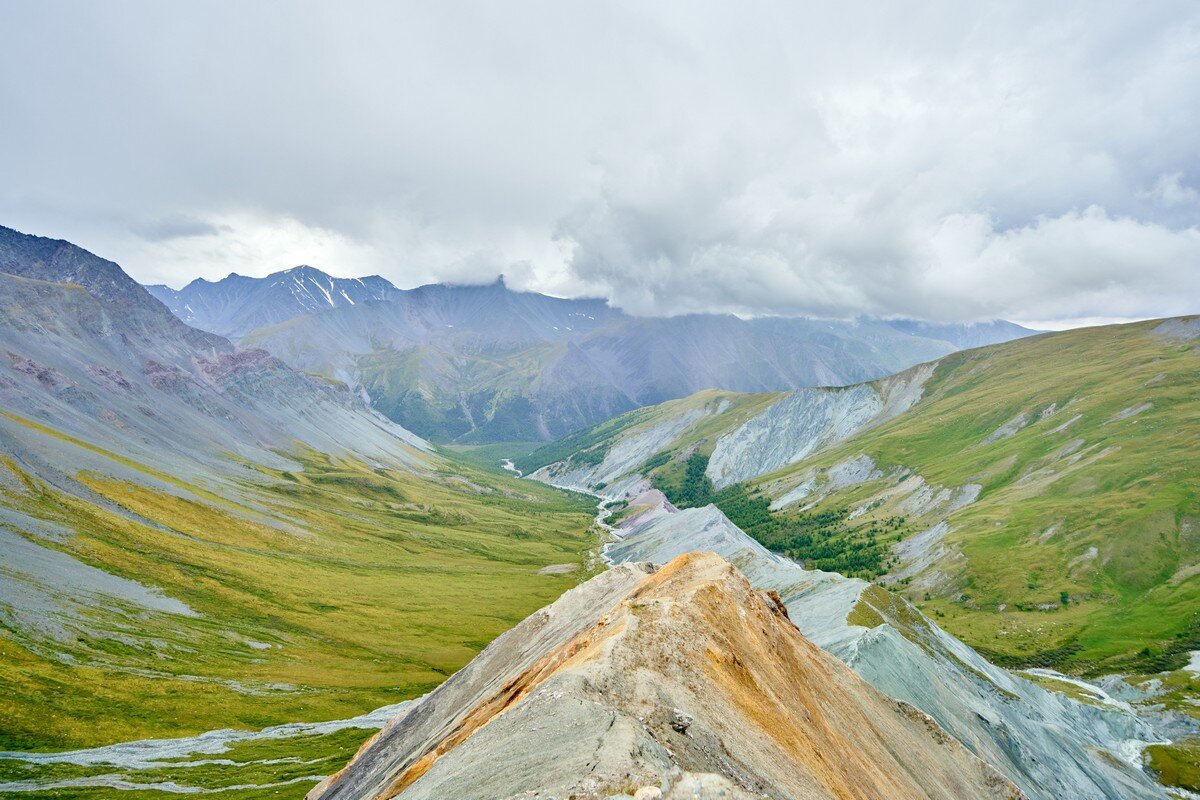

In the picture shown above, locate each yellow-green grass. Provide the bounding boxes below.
[1146,738,1200,793]
[0,416,596,753]
[441,441,542,473]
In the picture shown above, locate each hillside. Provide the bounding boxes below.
[521,318,1200,677]
[600,492,1168,799]
[0,226,599,795]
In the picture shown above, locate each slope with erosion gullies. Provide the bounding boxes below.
[235,276,1032,443]
[596,490,1172,800]
[311,552,1023,800]
[746,317,1200,676]
[0,227,599,797]
[521,318,1200,675]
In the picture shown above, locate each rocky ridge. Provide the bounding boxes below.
[310,552,1023,800]
[593,488,1171,800]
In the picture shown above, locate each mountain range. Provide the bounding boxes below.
[148,267,1035,443]
[1,222,1194,798]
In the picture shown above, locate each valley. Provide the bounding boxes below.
[0,227,600,796]
[0,223,1196,799]
[6,4,1196,797]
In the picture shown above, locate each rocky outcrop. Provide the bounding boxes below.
[605,498,1169,800]
[312,553,1022,800]
[706,363,934,488]
[530,405,713,493]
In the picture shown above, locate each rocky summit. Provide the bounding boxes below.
[310,552,1022,800]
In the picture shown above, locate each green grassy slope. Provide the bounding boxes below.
[358,341,573,444]
[0,410,596,793]
[745,318,1200,673]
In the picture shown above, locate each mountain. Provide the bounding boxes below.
[147,271,1033,443]
[146,266,401,337]
[0,224,599,782]
[597,493,1170,799]
[518,318,1200,676]
[312,552,1023,800]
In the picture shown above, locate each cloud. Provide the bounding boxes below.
[0,1,1197,323]
[118,212,383,288]
[130,214,231,242]
[1144,173,1200,208]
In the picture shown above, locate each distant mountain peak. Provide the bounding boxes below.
[145,265,401,337]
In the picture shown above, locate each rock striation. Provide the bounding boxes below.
[706,363,933,489]
[310,553,1022,800]
[603,494,1169,800]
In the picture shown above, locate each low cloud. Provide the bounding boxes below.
[130,215,231,242]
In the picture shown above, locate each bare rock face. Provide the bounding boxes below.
[706,362,934,489]
[312,553,1022,800]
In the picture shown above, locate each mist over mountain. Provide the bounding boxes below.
[149,266,1036,443]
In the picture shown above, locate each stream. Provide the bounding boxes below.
[0,701,412,794]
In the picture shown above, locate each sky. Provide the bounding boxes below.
[1,1,1198,328]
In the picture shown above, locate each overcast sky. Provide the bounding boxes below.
[1,1,1198,327]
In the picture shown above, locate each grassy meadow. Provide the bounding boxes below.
[0,412,597,795]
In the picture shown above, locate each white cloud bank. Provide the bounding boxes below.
[0,1,1197,324]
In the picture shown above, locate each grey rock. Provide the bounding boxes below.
[312,553,1022,800]
[603,499,1168,800]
